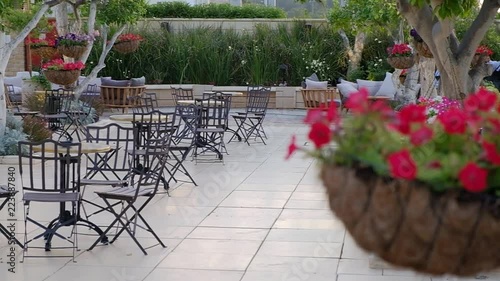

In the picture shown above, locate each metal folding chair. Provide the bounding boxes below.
[18,139,82,261]
[193,94,231,163]
[229,87,271,145]
[171,86,194,104]
[132,110,177,193]
[38,89,73,141]
[80,124,135,219]
[88,128,169,255]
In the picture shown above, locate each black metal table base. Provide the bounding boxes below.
[44,211,108,251]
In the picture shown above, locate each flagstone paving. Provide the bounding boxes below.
[0,109,495,280]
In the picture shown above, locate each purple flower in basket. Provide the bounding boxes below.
[56,33,94,47]
[410,28,423,43]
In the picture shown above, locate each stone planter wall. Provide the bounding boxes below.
[145,84,305,109]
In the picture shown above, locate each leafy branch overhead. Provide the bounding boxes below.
[408,0,478,18]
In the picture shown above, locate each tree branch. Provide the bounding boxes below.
[74,24,127,97]
[80,0,97,63]
[457,0,500,62]
[7,0,64,50]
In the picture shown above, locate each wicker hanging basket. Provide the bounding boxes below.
[113,40,140,54]
[31,46,57,59]
[321,164,500,277]
[57,45,87,59]
[471,54,490,68]
[387,55,415,69]
[415,41,433,58]
[43,70,80,86]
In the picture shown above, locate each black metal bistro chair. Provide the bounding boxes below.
[193,94,231,163]
[38,89,73,141]
[80,124,135,219]
[132,110,177,193]
[18,139,82,261]
[229,87,271,145]
[88,129,169,255]
[171,87,194,104]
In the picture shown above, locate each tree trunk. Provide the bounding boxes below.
[418,56,437,99]
[394,64,420,106]
[339,30,366,77]
[397,0,499,100]
[0,2,58,135]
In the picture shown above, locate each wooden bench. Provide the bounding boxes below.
[301,88,340,109]
[100,85,145,113]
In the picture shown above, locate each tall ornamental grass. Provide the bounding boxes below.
[87,22,351,85]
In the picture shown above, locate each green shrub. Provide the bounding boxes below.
[89,21,347,86]
[0,114,28,156]
[22,116,52,142]
[146,2,286,19]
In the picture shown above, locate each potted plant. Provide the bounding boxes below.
[113,33,143,54]
[472,45,493,68]
[410,28,433,58]
[42,59,85,86]
[387,43,415,69]
[56,33,94,58]
[28,38,57,59]
[287,87,500,276]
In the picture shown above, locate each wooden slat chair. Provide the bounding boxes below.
[100,85,146,113]
[301,88,341,109]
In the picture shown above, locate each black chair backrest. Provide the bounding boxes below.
[144,92,159,108]
[132,110,177,150]
[128,134,169,199]
[247,88,271,114]
[18,139,81,193]
[43,89,73,114]
[171,87,194,103]
[197,95,230,129]
[85,123,135,174]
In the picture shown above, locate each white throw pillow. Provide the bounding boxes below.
[339,79,358,89]
[375,72,396,99]
[357,79,384,96]
[337,82,359,99]
[305,79,328,89]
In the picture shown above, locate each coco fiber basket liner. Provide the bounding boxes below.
[44,70,80,86]
[321,164,500,276]
[31,46,57,59]
[113,40,140,54]
[57,45,87,59]
[387,56,415,69]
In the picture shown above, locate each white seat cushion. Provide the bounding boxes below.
[305,79,328,89]
[337,83,358,99]
[356,79,384,96]
[375,72,396,99]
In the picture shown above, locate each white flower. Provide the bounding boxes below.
[433,96,443,102]
[378,59,382,62]
[427,116,437,124]
[374,63,378,67]
[241,60,246,65]
[228,46,233,50]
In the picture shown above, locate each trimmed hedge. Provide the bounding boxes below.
[146,2,287,19]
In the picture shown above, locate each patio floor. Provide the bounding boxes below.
[0,109,496,281]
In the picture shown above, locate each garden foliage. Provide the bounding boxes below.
[146,2,286,19]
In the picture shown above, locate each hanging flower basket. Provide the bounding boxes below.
[31,46,57,59]
[57,45,87,58]
[415,41,433,58]
[387,56,415,69]
[43,70,81,85]
[113,40,140,54]
[321,164,500,276]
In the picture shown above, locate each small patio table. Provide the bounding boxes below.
[32,142,112,250]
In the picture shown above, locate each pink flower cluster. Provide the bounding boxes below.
[387,43,412,57]
[418,96,461,122]
[116,33,143,43]
[42,59,85,71]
